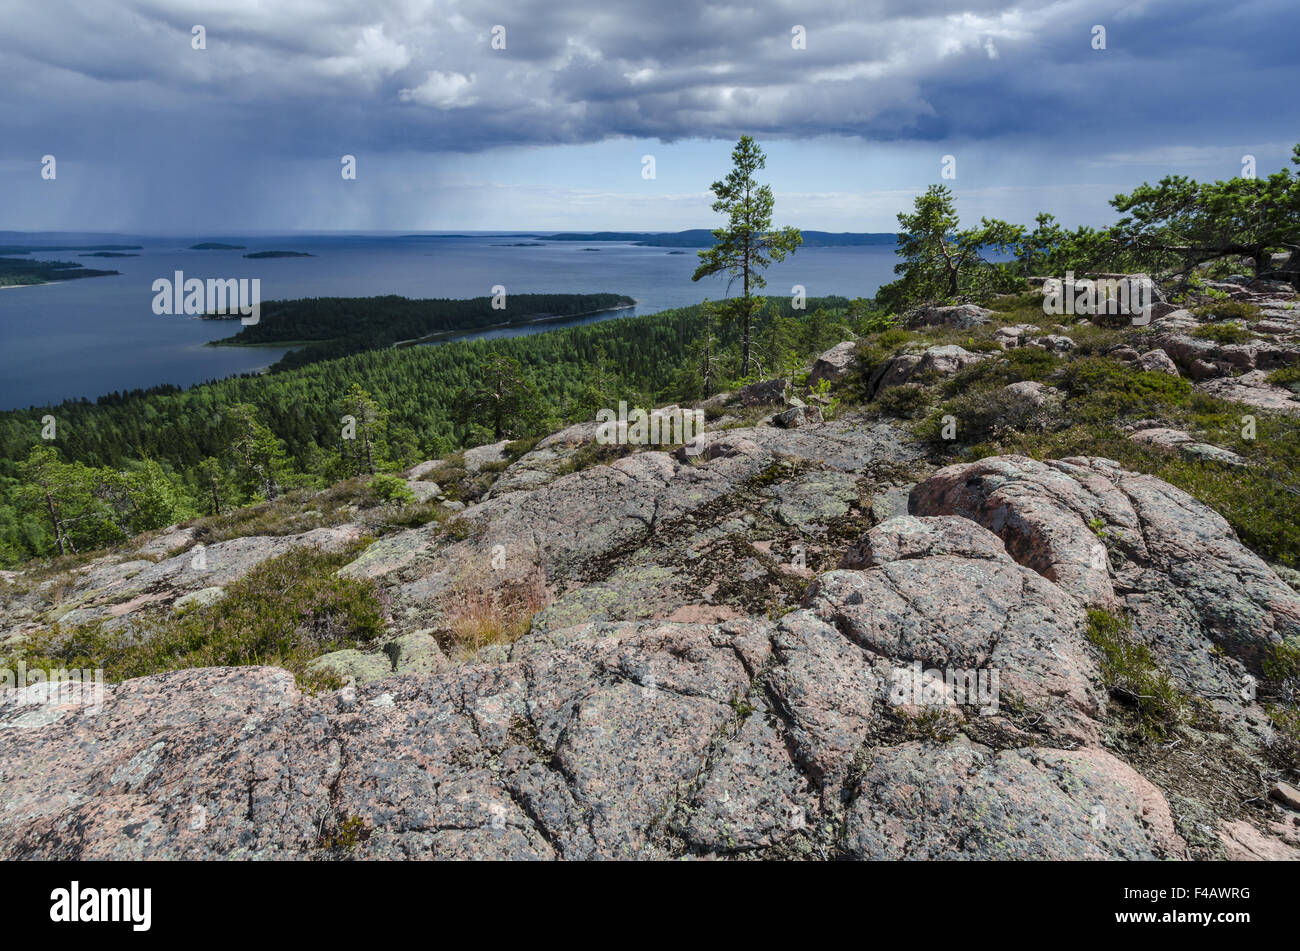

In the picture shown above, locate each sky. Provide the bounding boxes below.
[1,0,1296,233]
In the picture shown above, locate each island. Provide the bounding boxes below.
[0,257,119,287]
[244,251,315,259]
[212,292,636,369]
[190,242,247,250]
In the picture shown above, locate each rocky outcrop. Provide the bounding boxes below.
[1,524,363,644]
[868,345,989,398]
[4,444,1297,860]
[1128,426,1247,467]
[904,303,993,330]
[910,455,1300,691]
[5,308,1300,862]
[1197,370,1300,415]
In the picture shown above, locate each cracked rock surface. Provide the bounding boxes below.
[4,426,1297,859]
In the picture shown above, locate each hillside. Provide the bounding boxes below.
[2,273,1298,859]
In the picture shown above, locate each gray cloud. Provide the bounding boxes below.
[1,0,1294,230]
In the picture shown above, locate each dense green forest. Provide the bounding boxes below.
[214,292,638,369]
[0,295,862,565]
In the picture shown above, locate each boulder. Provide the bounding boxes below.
[1197,370,1300,414]
[806,341,858,387]
[737,378,790,407]
[772,404,823,428]
[1137,349,1180,375]
[463,440,512,473]
[995,324,1041,350]
[1028,334,1075,352]
[913,344,989,377]
[1000,380,1061,410]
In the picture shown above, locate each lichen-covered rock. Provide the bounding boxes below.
[1138,349,1180,375]
[910,455,1300,690]
[1000,380,1061,410]
[844,740,1183,860]
[4,437,1297,862]
[1197,370,1300,414]
[737,378,789,407]
[772,404,823,428]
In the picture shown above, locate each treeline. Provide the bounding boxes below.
[544,230,897,247]
[876,144,1300,310]
[0,296,863,565]
[215,292,637,368]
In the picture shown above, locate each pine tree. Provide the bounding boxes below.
[337,384,389,477]
[455,353,538,441]
[692,135,802,376]
[223,403,294,501]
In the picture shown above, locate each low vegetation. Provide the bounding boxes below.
[1085,609,1188,741]
[3,543,387,690]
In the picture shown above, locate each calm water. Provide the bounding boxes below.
[0,233,899,410]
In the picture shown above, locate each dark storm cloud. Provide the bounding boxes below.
[2,0,1295,158]
[1,0,1294,231]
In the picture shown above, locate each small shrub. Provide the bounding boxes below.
[1191,322,1253,345]
[1085,609,1187,741]
[366,473,416,505]
[1266,364,1300,393]
[319,815,368,853]
[5,543,387,685]
[875,383,931,419]
[439,569,549,660]
[1191,300,1262,323]
[1058,357,1191,421]
[905,708,963,742]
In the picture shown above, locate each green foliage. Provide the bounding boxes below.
[1107,147,1300,280]
[1191,322,1253,344]
[455,353,541,441]
[0,296,857,566]
[876,184,1024,309]
[1190,300,1263,322]
[1057,357,1192,421]
[1085,609,1187,741]
[319,815,369,853]
[366,473,415,505]
[692,136,803,375]
[1267,364,1300,393]
[16,445,188,556]
[1003,145,1300,282]
[874,383,931,419]
[5,543,386,685]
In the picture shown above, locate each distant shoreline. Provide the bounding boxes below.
[0,280,66,290]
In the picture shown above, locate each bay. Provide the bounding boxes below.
[0,232,899,410]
